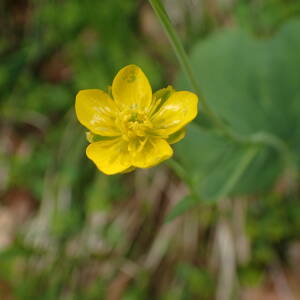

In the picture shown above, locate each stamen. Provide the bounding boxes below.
[115,109,153,144]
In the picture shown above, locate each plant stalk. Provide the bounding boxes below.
[148,0,240,137]
[148,0,205,108]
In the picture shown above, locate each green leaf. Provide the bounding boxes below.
[175,20,300,200]
[175,125,281,201]
[179,19,300,150]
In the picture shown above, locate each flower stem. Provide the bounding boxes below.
[215,146,259,200]
[148,0,235,135]
[148,0,205,108]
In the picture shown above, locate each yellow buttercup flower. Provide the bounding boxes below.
[75,64,198,175]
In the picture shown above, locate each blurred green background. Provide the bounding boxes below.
[1,0,300,299]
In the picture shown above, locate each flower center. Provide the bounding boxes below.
[116,110,153,140]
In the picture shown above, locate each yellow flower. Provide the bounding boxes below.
[75,65,198,175]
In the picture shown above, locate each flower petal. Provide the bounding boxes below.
[112,65,152,110]
[149,85,175,115]
[131,137,173,168]
[151,91,198,136]
[121,166,136,174]
[75,89,120,136]
[86,138,131,175]
[85,131,113,143]
[153,85,175,102]
[167,127,186,144]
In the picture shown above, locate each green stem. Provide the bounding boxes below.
[148,0,205,108]
[148,0,242,138]
[216,146,259,200]
[249,132,297,177]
